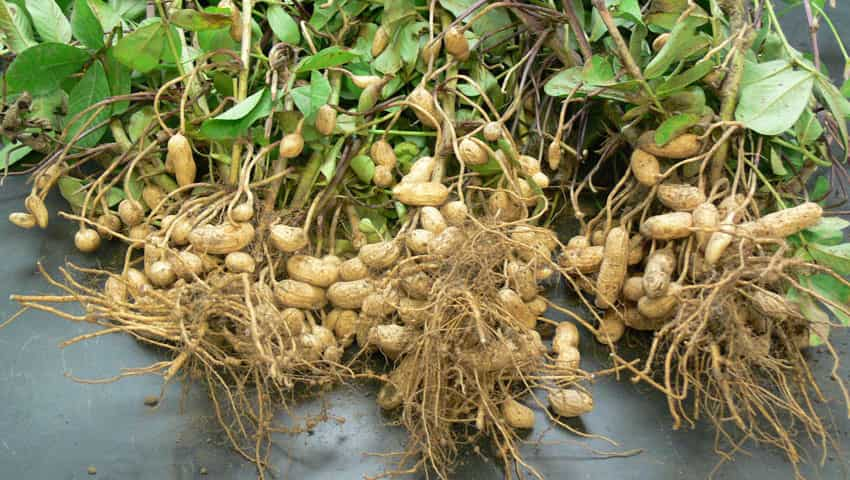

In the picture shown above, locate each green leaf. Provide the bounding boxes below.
[786,287,830,346]
[655,113,700,145]
[296,46,359,73]
[200,88,272,140]
[112,19,180,73]
[103,47,130,114]
[58,176,124,209]
[0,0,36,53]
[815,77,850,152]
[267,4,299,44]
[811,175,829,200]
[803,217,849,246]
[64,60,111,149]
[25,0,71,43]
[794,108,823,146]
[735,62,814,135]
[350,154,375,183]
[656,58,715,96]
[804,273,850,326]
[808,243,850,275]
[438,0,513,50]
[110,0,145,22]
[71,0,104,49]
[127,106,154,142]
[291,71,331,121]
[644,14,708,79]
[87,0,120,31]
[0,142,32,168]
[615,0,642,24]
[582,55,616,85]
[544,66,640,102]
[169,8,230,31]
[5,43,89,94]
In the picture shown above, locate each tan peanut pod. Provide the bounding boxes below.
[622,305,664,331]
[421,37,442,64]
[370,140,397,168]
[630,149,661,186]
[553,321,580,353]
[327,309,357,347]
[643,248,676,298]
[559,246,604,273]
[749,289,798,321]
[118,199,144,227]
[35,162,64,190]
[173,251,204,280]
[9,212,36,229]
[595,227,629,309]
[596,309,626,343]
[359,240,401,269]
[483,121,502,141]
[327,279,374,309]
[507,261,538,301]
[400,270,432,299]
[498,288,537,329]
[420,206,447,234]
[717,194,747,218]
[652,32,670,51]
[637,131,701,159]
[640,212,693,240]
[338,257,369,281]
[657,184,706,211]
[275,280,327,310]
[444,26,469,60]
[269,224,307,252]
[552,346,580,371]
[518,180,538,207]
[361,290,397,317]
[312,325,337,349]
[371,25,390,57]
[441,201,467,226]
[280,131,305,158]
[590,230,605,246]
[25,194,48,228]
[74,228,101,253]
[704,211,737,265]
[408,87,438,128]
[622,277,645,302]
[549,388,593,417]
[398,297,429,326]
[740,202,823,238]
[372,164,393,187]
[427,226,467,257]
[488,190,524,222]
[377,368,406,410]
[511,226,556,261]
[127,224,152,244]
[547,140,562,171]
[355,313,380,348]
[405,229,433,255]
[392,182,448,206]
[527,296,548,316]
[170,217,192,246]
[280,308,307,337]
[369,324,413,359]
[458,137,488,165]
[227,3,242,42]
[401,155,436,184]
[637,285,680,319]
[225,251,255,273]
[96,213,121,239]
[168,133,196,187]
[565,235,590,250]
[692,202,719,249]
[628,234,645,265]
[286,255,339,287]
[231,202,254,222]
[315,104,337,135]
[124,268,150,293]
[531,172,550,189]
[148,260,176,287]
[517,155,541,175]
[104,276,127,304]
[188,222,254,254]
[141,185,165,210]
[502,399,535,429]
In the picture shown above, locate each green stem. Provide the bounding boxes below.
[154,0,185,77]
[291,151,323,209]
[109,119,133,152]
[367,129,438,137]
[229,0,254,185]
[771,138,832,167]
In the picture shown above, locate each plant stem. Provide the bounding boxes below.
[153,0,185,77]
[291,151,323,209]
[229,0,254,185]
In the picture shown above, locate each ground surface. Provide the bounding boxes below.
[1,4,849,479]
